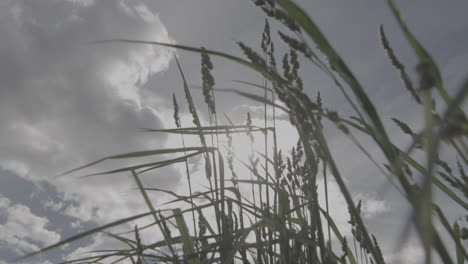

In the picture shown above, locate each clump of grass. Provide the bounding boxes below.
[16,0,468,264]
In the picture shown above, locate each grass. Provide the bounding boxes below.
[16,0,468,263]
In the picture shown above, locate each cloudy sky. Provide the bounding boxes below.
[0,0,467,263]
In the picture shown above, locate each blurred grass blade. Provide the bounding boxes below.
[399,150,468,209]
[454,223,464,264]
[277,0,391,153]
[433,205,468,262]
[386,0,451,103]
[392,118,415,136]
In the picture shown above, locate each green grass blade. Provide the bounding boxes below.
[80,151,206,178]
[398,150,468,209]
[130,170,178,260]
[276,0,395,175]
[320,208,358,264]
[58,147,215,177]
[174,55,213,180]
[173,208,201,264]
[433,205,468,262]
[454,223,464,264]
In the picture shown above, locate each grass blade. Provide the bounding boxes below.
[173,208,201,264]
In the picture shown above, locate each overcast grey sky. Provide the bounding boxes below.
[0,0,467,263]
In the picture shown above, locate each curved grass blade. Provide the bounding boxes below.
[58,147,215,177]
[95,39,287,86]
[81,150,206,178]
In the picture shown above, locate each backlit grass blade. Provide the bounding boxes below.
[174,55,213,181]
[58,147,215,177]
[173,208,201,264]
[80,150,205,178]
[95,39,287,87]
[320,208,358,264]
[224,219,265,263]
[212,88,290,113]
[142,125,271,135]
[308,113,385,264]
[232,79,274,92]
[130,170,178,260]
[143,125,259,132]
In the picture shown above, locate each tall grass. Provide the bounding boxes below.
[17,0,468,263]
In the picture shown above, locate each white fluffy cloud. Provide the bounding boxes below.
[0,195,60,255]
[0,0,180,258]
[384,239,425,264]
[0,0,177,214]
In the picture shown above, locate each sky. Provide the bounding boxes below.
[0,0,467,263]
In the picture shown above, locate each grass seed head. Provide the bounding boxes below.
[172,93,181,128]
[201,47,216,114]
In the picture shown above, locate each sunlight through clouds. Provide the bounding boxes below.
[0,0,467,263]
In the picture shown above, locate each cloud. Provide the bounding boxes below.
[384,238,425,264]
[0,261,53,264]
[64,217,168,263]
[0,0,181,257]
[0,195,61,255]
[1,0,466,262]
[355,193,391,219]
[43,199,65,212]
